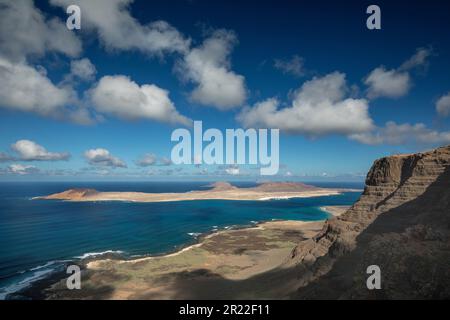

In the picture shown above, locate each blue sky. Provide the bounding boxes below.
[1,0,450,181]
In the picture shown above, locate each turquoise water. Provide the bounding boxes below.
[0,181,362,298]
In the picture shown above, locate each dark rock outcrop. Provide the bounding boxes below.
[290,145,450,299]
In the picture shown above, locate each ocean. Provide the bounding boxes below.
[0,181,363,299]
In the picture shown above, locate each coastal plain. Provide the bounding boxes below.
[43,206,348,300]
[35,182,349,203]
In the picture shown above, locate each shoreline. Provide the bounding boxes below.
[319,205,351,217]
[15,205,349,300]
[85,205,349,267]
[34,190,346,203]
[33,182,361,203]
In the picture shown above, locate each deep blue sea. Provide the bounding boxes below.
[0,181,363,299]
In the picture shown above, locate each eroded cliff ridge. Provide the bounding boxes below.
[290,145,450,299]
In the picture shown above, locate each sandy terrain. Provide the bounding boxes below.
[320,205,350,217]
[42,205,348,300]
[41,189,341,202]
[35,182,349,203]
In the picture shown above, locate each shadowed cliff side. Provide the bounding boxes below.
[292,145,450,299]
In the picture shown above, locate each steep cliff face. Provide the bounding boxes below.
[290,145,450,299]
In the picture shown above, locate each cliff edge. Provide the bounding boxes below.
[289,145,450,299]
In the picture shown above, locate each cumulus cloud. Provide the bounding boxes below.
[0,57,95,125]
[225,165,240,175]
[84,148,127,168]
[364,47,432,99]
[0,1,189,126]
[160,157,172,166]
[0,2,97,126]
[0,58,74,115]
[0,0,81,62]
[274,55,305,77]
[51,1,246,111]
[436,92,450,117]
[7,164,40,175]
[0,1,98,125]
[175,30,247,110]
[364,67,410,99]
[0,59,183,126]
[349,121,450,145]
[90,75,191,125]
[1,1,244,124]
[11,140,70,161]
[136,154,172,167]
[237,72,373,136]
[399,47,432,71]
[136,153,157,167]
[70,58,97,81]
[50,0,190,56]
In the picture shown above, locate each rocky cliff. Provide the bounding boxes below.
[290,145,450,299]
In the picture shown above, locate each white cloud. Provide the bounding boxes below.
[0,57,94,125]
[160,157,172,166]
[364,47,432,99]
[11,140,70,161]
[175,30,247,110]
[0,0,81,62]
[349,121,450,145]
[0,1,243,123]
[7,164,39,175]
[0,1,95,125]
[0,58,72,115]
[136,154,172,167]
[1,58,184,126]
[136,153,157,167]
[50,0,190,56]
[237,72,373,136]
[399,47,432,71]
[84,148,127,168]
[50,2,245,111]
[70,58,97,81]
[0,1,190,127]
[436,92,450,117]
[225,165,240,175]
[274,55,305,77]
[364,67,410,99]
[90,75,191,125]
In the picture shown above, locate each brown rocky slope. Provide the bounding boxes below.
[290,145,450,299]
